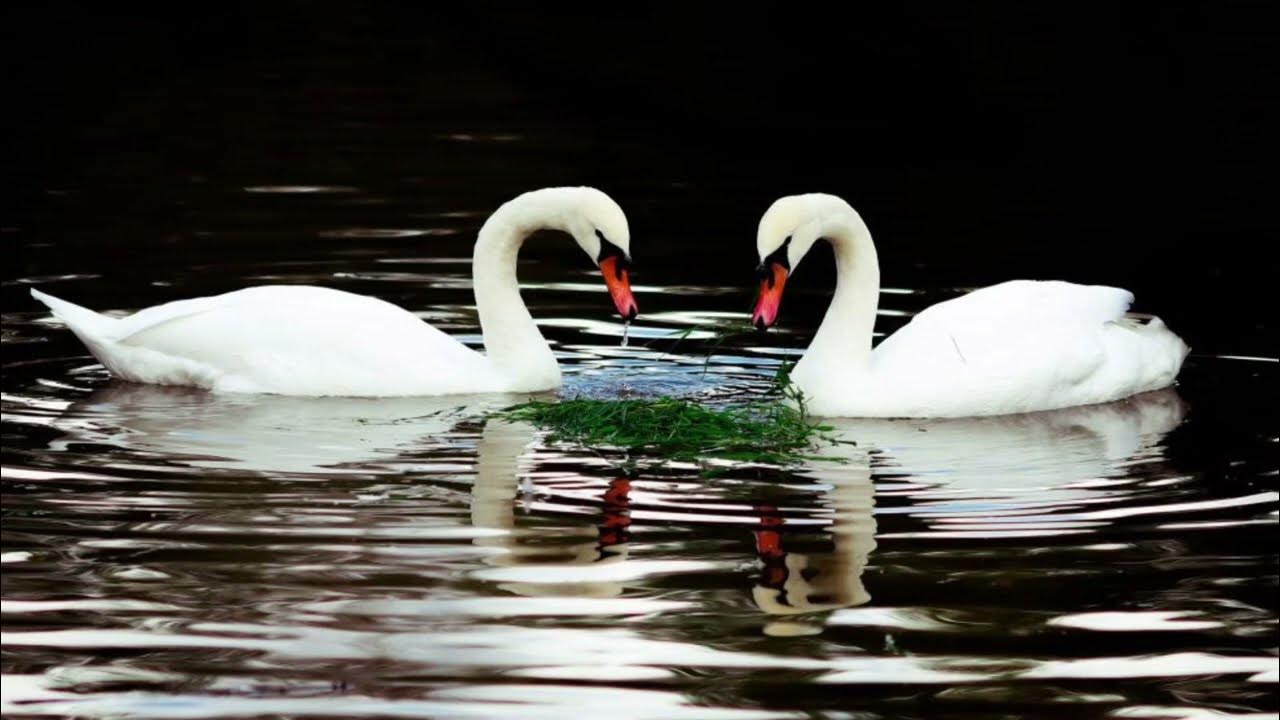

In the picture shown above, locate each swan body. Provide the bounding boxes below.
[752,194,1188,418]
[32,187,637,397]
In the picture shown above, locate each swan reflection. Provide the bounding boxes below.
[471,419,635,598]
[825,387,1187,492]
[55,383,520,474]
[470,419,877,615]
[817,388,1188,537]
[39,381,1187,623]
[466,388,1186,623]
[751,459,876,615]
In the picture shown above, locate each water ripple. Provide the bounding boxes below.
[3,266,1275,718]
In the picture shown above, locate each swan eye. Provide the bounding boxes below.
[596,233,630,275]
[760,235,792,273]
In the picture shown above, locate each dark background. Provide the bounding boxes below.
[5,3,1275,355]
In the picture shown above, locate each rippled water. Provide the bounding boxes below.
[6,14,1279,714]
[4,204,1277,718]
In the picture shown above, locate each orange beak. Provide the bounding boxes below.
[600,256,638,321]
[752,263,788,330]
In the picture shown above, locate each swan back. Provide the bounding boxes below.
[857,281,1189,417]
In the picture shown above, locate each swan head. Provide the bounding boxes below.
[751,195,825,330]
[564,188,638,321]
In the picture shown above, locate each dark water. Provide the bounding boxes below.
[4,7,1278,719]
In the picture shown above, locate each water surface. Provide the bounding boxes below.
[3,225,1276,718]
[4,19,1278,715]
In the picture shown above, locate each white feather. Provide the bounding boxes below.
[759,195,1189,417]
[31,187,630,397]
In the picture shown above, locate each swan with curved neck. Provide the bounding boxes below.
[751,193,1188,418]
[32,187,638,397]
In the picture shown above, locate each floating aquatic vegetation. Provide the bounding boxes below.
[501,361,843,468]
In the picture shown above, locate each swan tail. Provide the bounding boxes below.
[31,288,122,342]
[1138,314,1190,387]
[32,288,231,389]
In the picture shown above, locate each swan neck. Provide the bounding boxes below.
[805,213,881,373]
[473,195,564,387]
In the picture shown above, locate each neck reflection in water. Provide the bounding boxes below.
[471,420,638,599]
[43,382,1188,631]
[466,389,1186,629]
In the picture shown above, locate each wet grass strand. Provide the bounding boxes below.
[502,395,835,466]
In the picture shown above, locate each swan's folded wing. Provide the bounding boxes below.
[114,286,494,395]
[112,295,231,341]
[862,281,1183,415]
[872,280,1133,376]
[911,280,1133,331]
[111,286,366,342]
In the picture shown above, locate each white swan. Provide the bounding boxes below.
[30,187,638,397]
[750,194,1188,417]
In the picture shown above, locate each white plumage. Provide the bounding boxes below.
[31,187,634,397]
[32,285,498,395]
[754,194,1189,417]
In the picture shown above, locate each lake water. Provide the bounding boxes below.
[4,209,1277,718]
[4,13,1278,717]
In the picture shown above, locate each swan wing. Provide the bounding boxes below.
[867,281,1186,415]
[874,280,1132,369]
[36,286,501,396]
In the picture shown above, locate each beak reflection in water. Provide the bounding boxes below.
[470,419,877,621]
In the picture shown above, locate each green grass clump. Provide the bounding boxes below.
[501,392,836,467]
